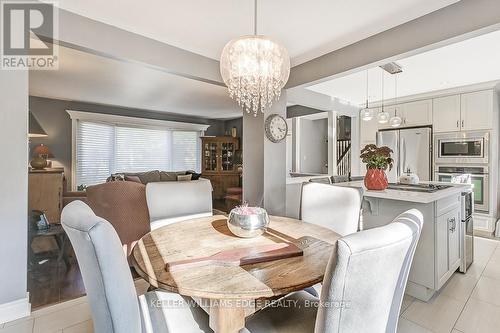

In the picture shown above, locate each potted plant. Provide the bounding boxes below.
[360,144,394,190]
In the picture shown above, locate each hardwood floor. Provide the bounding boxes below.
[27,255,85,309]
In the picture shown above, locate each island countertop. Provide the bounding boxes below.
[337,181,471,204]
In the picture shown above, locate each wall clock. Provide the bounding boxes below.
[265,114,288,143]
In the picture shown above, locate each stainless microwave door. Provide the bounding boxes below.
[377,130,399,183]
[400,128,431,181]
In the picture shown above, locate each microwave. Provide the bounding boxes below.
[434,131,489,164]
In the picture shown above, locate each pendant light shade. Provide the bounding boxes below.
[377,69,390,124]
[389,113,402,127]
[388,74,402,127]
[377,111,390,124]
[361,70,374,121]
[361,108,374,121]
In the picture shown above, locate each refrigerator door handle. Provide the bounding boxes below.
[402,137,406,175]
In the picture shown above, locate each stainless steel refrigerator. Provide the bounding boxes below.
[376,127,432,183]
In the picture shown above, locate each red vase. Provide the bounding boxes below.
[364,168,388,190]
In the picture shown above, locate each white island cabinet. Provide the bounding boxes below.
[338,181,469,301]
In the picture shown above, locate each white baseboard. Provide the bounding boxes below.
[0,293,30,324]
[473,213,496,233]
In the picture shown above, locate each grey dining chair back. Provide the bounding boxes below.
[300,182,363,236]
[61,201,142,333]
[316,209,423,333]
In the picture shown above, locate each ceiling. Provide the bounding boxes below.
[307,29,500,105]
[53,0,458,66]
[29,45,243,119]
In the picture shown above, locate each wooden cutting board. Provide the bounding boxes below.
[165,241,304,272]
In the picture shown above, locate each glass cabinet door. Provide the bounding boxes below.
[203,142,218,172]
[221,142,235,171]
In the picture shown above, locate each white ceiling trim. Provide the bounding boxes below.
[66,110,210,131]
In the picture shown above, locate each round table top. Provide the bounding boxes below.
[132,215,340,300]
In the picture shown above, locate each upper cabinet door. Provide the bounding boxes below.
[401,100,433,127]
[433,95,461,133]
[461,90,493,131]
[359,108,379,144]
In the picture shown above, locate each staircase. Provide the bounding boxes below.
[336,139,351,177]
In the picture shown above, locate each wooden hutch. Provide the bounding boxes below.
[201,136,240,200]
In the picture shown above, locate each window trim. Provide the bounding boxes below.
[68,110,210,190]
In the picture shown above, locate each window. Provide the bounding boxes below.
[74,118,203,187]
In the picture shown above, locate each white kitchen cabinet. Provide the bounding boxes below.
[377,100,432,128]
[461,90,493,131]
[401,100,433,127]
[436,212,449,287]
[433,95,461,133]
[359,110,379,144]
[448,209,461,270]
[436,206,461,289]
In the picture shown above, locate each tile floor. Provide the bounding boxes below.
[1,237,499,333]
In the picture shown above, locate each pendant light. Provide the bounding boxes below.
[220,0,290,116]
[360,70,374,121]
[377,70,390,124]
[389,74,403,127]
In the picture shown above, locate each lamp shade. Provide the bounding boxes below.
[29,112,48,138]
[32,144,53,158]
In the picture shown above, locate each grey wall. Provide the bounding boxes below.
[287,105,325,118]
[223,117,243,146]
[242,93,287,215]
[242,111,264,206]
[298,119,328,174]
[0,71,29,314]
[29,96,226,186]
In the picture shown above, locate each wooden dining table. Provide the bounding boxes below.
[132,215,341,333]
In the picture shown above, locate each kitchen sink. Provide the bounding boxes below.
[386,183,453,193]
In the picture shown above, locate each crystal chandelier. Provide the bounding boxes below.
[361,70,374,121]
[220,0,290,116]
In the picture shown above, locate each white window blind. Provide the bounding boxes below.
[76,121,114,187]
[75,121,201,187]
[172,131,201,172]
[115,126,170,173]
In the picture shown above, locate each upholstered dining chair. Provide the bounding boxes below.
[61,201,212,333]
[146,179,213,230]
[300,182,363,236]
[245,209,423,333]
[86,181,151,263]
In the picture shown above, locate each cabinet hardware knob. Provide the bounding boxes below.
[456,120,459,128]
[461,120,464,128]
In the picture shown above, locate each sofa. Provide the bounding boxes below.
[63,170,202,207]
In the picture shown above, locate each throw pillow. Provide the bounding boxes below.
[124,175,142,183]
[177,174,192,181]
[137,170,161,184]
[159,171,178,182]
[186,170,202,180]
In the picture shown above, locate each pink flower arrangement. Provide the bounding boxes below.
[232,203,263,215]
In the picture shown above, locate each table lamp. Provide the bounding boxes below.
[30,144,53,170]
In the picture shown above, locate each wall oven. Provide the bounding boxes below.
[435,165,489,213]
[434,131,489,164]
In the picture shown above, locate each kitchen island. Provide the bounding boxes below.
[338,181,471,301]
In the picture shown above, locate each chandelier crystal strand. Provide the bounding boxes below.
[220,0,290,116]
